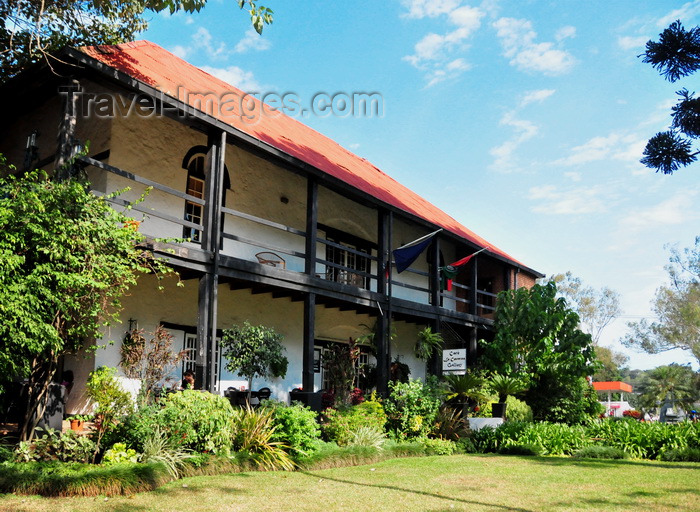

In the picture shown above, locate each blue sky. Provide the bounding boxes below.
[142,1,700,370]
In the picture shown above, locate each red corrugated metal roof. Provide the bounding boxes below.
[593,381,633,393]
[79,40,530,268]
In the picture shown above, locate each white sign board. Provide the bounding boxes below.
[442,348,467,374]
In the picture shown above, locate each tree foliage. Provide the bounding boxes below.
[634,364,699,414]
[481,282,599,423]
[0,0,273,84]
[641,20,700,174]
[550,271,622,344]
[0,158,173,440]
[622,237,700,366]
[593,346,629,382]
[220,321,288,393]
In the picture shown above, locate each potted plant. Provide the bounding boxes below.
[489,374,527,419]
[67,414,90,432]
[442,373,487,420]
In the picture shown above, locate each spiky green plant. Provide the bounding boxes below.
[347,426,386,449]
[489,373,527,403]
[140,426,194,479]
[231,405,295,471]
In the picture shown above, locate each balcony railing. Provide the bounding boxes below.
[80,156,498,317]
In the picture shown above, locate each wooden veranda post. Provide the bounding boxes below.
[55,80,80,180]
[196,131,226,393]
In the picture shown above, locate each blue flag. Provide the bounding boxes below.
[392,229,442,273]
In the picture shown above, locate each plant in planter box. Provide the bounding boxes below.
[488,374,527,419]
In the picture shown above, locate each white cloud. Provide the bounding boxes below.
[403,5,484,86]
[234,28,272,53]
[200,65,262,92]
[402,0,461,19]
[449,5,485,30]
[520,89,555,107]
[193,27,229,60]
[618,35,648,51]
[555,25,576,41]
[619,190,699,229]
[171,45,190,59]
[490,111,539,170]
[564,171,582,182]
[657,0,700,28]
[492,17,576,75]
[528,184,609,215]
[555,132,644,166]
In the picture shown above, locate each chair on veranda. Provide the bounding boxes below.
[255,252,286,269]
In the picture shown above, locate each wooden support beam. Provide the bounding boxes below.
[55,80,80,180]
[305,179,318,275]
[469,256,478,316]
[302,293,316,392]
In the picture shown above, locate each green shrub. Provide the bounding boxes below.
[384,379,441,440]
[264,400,321,457]
[0,443,14,462]
[456,437,477,454]
[505,396,533,422]
[422,438,457,455]
[109,391,235,455]
[102,443,139,465]
[14,429,95,463]
[472,421,586,455]
[574,445,628,460]
[498,443,542,456]
[659,447,700,462]
[158,390,234,454]
[584,419,699,459]
[321,399,387,445]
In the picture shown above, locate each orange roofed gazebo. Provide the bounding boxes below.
[593,381,634,418]
[592,381,633,393]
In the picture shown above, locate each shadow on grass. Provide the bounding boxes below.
[296,470,533,511]
[527,455,699,471]
[550,487,700,511]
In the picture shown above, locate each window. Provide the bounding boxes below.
[183,155,205,242]
[325,238,370,288]
[181,333,221,384]
[320,225,373,289]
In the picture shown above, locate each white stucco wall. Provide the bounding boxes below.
[88,273,428,402]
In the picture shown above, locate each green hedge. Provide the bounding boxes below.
[473,419,700,459]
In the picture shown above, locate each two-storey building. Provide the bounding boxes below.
[0,41,542,412]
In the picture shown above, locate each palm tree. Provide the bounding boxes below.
[637,364,697,420]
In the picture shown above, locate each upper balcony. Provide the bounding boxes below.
[75,111,518,324]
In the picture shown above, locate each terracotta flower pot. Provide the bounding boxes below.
[69,419,84,432]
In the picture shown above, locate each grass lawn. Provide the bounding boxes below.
[0,454,697,512]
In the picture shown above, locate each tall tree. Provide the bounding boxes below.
[0,156,174,441]
[593,346,629,382]
[550,272,622,344]
[0,0,273,84]
[622,237,700,366]
[640,20,700,174]
[481,282,601,423]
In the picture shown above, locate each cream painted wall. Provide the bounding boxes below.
[88,273,428,402]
